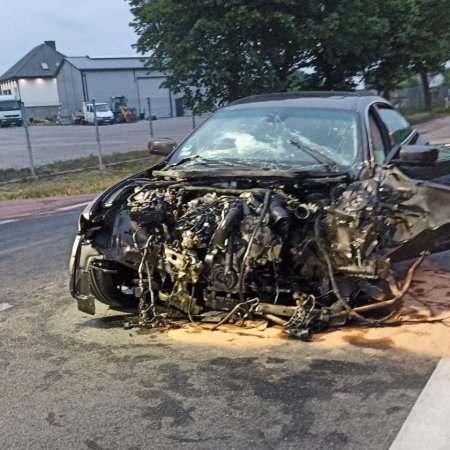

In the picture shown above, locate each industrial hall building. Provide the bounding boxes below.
[0,41,184,120]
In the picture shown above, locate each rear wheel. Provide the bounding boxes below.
[89,265,139,310]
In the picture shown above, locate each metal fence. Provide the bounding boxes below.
[0,112,208,180]
[391,85,449,111]
[56,96,192,125]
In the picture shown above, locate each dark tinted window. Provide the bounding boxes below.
[377,106,412,146]
[0,100,20,111]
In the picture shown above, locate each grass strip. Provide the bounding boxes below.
[0,150,155,183]
[403,106,450,125]
[0,153,162,201]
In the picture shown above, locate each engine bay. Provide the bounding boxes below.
[73,165,449,340]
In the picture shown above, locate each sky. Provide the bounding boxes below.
[0,0,140,75]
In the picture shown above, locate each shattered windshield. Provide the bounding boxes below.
[170,107,360,171]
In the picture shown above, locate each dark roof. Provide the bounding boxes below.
[0,42,65,82]
[65,56,149,71]
[227,91,386,111]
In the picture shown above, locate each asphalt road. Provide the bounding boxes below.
[0,209,448,449]
[415,115,450,144]
[0,116,207,169]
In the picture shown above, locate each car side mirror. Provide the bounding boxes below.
[148,138,177,156]
[396,145,439,166]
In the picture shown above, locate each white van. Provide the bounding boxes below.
[0,95,23,127]
[82,102,114,125]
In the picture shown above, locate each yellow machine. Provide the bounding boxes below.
[110,96,136,123]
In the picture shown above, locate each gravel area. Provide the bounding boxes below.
[0,115,207,169]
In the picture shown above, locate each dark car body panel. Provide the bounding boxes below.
[69,92,450,336]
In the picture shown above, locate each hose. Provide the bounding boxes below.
[313,215,348,306]
[237,190,271,304]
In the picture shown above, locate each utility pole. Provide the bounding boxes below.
[20,102,36,178]
[92,99,104,171]
[147,97,154,138]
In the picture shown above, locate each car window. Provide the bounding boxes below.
[377,106,413,146]
[368,112,386,164]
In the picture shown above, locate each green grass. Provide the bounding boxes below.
[403,105,450,124]
[0,152,162,201]
[0,150,156,183]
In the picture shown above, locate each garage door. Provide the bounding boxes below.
[137,77,173,119]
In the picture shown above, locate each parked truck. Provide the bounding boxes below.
[72,102,114,125]
[0,95,23,127]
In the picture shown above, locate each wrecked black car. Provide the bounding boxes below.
[69,92,450,339]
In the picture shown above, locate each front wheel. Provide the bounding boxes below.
[89,265,139,310]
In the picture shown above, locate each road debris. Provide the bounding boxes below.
[0,302,14,312]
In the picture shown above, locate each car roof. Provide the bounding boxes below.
[227,91,389,113]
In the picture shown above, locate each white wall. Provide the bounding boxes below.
[18,78,59,107]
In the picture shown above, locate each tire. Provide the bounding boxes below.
[89,266,139,309]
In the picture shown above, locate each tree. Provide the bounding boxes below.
[303,0,389,90]
[129,0,310,111]
[364,0,450,109]
[407,0,450,110]
[129,0,450,110]
[363,0,417,98]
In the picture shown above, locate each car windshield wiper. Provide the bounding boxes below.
[163,155,209,170]
[209,158,268,169]
[164,155,263,170]
[289,140,339,172]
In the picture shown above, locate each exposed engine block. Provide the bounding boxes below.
[107,184,326,314]
[88,164,438,334]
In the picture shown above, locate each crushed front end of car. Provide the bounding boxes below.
[70,98,450,339]
[69,163,450,340]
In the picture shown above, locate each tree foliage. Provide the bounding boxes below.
[303,0,388,90]
[363,0,417,97]
[129,0,450,111]
[129,0,310,111]
[408,0,450,109]
[365,0,450,109]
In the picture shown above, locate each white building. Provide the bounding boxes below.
[0,41,183,120]
[58,56,184,119]
[0,41,63,119]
